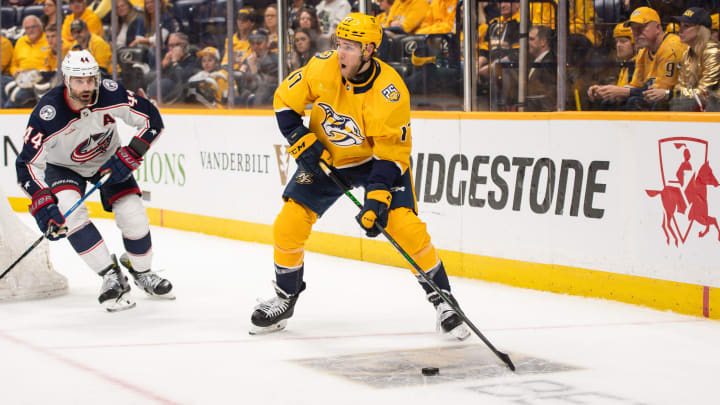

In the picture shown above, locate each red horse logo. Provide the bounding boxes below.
[645,137,720,246]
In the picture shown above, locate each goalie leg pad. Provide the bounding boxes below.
[385,207,440,272]
[273,199,317,268]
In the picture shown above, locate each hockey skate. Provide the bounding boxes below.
[427,290,471,341]
[98,255,135,312]
[119,253,175,299]
[249,281,305,335]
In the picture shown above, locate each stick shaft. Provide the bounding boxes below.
[319,162,515,371]
[0,174,110,281]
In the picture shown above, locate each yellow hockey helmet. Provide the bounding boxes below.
[335,13,383,51]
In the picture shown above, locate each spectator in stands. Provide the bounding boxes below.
[61,0,103,44]
[187,46,228,106]
[478,2,500,26]
[4,0,35,6]
[222,9,255,71]
[263,4,279,51]
[587,23,636,109]
[526,25,556,111]
[115,0,143,49]
[238,28,278,107]
[41,0,59,30]
[293,7,325,50]
[670,7,720,112]
[316,0,351,36]
[1,34,13,98]
[416,0,457,34]
[42,23,59,71]
[130,0,180,60]
[289,0,308,27]
[382,0,427,34]
[288,28,317,71]
[5,15,49,108]
[530,0,598,45]
[145,32,200,102]
[33,23,61,99]
[477,2,519,80]
[624,7,687,110]
[222,8,255,71]
[10,15,48,77]
[67,18,112,73]
[375,0,394,27]
[1,35,12,76]
[712,13,719,41]
[293,6,321,37]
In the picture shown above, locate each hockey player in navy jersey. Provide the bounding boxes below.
[15,50,174,312]
[250,13,471,340]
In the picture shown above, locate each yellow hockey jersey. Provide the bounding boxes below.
[1,36,12,76]
[629,33,687,90]
[416,0,457,34]
[274,50,412,173]
[383,0,428,34]
[222,34,251,70]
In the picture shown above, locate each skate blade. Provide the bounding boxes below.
[104,296,136,312]
[248,319,287,335]
[143,291,176,300]
[449,324,471,341]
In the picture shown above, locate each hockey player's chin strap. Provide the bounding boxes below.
[349,56,375,84]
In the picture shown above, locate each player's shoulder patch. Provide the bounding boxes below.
[102,79,119,91]
[381,83,401,103]
[315,50,334,60]
[38,104,56,121]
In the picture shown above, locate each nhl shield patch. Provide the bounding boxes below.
[102,79,119,91]
[39,105,56,121]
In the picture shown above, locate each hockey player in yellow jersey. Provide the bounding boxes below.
[250,13,470,340]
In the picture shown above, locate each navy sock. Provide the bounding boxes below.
[418,262,451,294]
[275,264,304,295]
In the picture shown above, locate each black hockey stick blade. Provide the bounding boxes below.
[0,235,45,281]
[318,161,516,371]
[0,173,111,281]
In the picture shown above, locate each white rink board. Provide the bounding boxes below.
[2,113,719,287]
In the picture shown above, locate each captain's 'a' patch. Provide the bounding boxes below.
[381,84,400,102]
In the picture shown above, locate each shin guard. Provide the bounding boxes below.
[385,207,440,273]
[113,195,153,271]
[273,199,317,268]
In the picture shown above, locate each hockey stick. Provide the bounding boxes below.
[318,161,516,371]
[0,173,111,281]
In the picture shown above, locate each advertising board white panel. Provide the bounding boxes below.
[2,113,718,287]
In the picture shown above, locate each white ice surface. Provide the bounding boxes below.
[1,216,719,405]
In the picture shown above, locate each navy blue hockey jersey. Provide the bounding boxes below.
[16,79,163,198]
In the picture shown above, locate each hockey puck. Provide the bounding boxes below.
[421,367,439,376]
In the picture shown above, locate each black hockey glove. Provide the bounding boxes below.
[356,183,391,238]
[29,188,67,240]
[100,145,142,185]
[287,128,332,177]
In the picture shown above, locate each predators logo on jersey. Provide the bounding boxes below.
[318,103,364,146]
[381,84,401,102]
